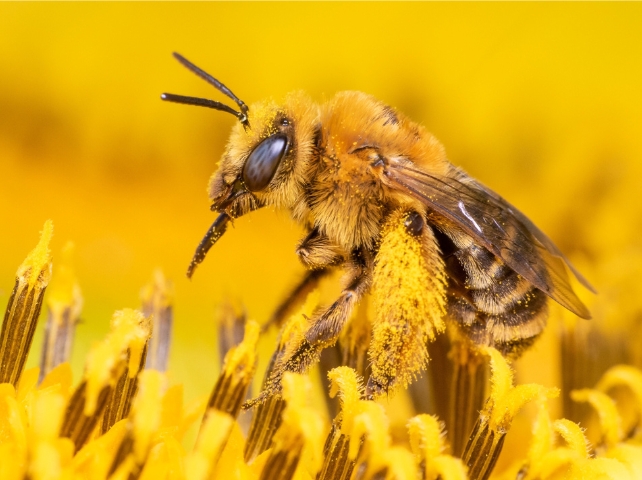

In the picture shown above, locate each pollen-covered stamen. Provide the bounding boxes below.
[559,306,610,423]
[217,300,247,362]
[107,370,165,478]
[0,220,53,387]
[38,241,82,383]
[100,310,152,435]
[60,380,114,453]
[408,414,467,480]
[203,320,259,421]
[259,373,326,480]
[462,347,558,480]
[141,270,173,372]
[446,341,488,457]
[348,400,395,479]
[244,391,286,462]
[317,367,364,480]
[244,292,319,461]
[60,309,152,452]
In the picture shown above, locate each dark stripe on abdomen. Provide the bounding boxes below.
[440,236,549,358]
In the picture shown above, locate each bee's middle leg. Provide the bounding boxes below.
[280,248,372,376]
[245,248,372,406]
[264,269,331,332]
[263,229,344,332]
[304,248,372,345]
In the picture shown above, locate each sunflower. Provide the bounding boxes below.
[1,223,642,479]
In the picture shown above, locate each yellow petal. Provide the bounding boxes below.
[407,414,444,464]
[71,419,128,477]
[213,422,252,480]
[553,419,590,459]
[567,457,632,480]
[526,400,555,466]
[132,370,164,462]
[382,447,418,480]
[328,366,363,435]
[16,366,39,402]
[530,447,583,479]
[349,401,389,465]
[571,389,622,448]
[31,388,65,441]
[431,456,468,480]
[39,362,73,398]
[606,444,642,479]
[259,372,326,479]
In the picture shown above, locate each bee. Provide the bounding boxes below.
[162,53,593,400]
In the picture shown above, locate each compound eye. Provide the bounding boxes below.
[242,134,288,192]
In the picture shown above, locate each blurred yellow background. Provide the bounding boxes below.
[1,1,641,453]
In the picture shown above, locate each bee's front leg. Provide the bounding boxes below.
[295,227,345,270]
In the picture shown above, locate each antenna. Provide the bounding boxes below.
[161,52,249,126]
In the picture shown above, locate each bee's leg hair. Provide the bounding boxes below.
[295,227,345,270]
[244,249,372,408]
[263,268,331,332]
[303,248,372,346]
[261,229,344,332]
[281,249,371,375]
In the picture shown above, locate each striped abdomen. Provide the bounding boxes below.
[437,231,548,358]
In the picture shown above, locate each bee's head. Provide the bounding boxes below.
[208,94,318,217]
[162,53,318,277]
[162,53,318,218]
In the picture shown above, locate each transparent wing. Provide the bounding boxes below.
[383,158,592,319]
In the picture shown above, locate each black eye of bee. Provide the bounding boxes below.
[242,134,289,192]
